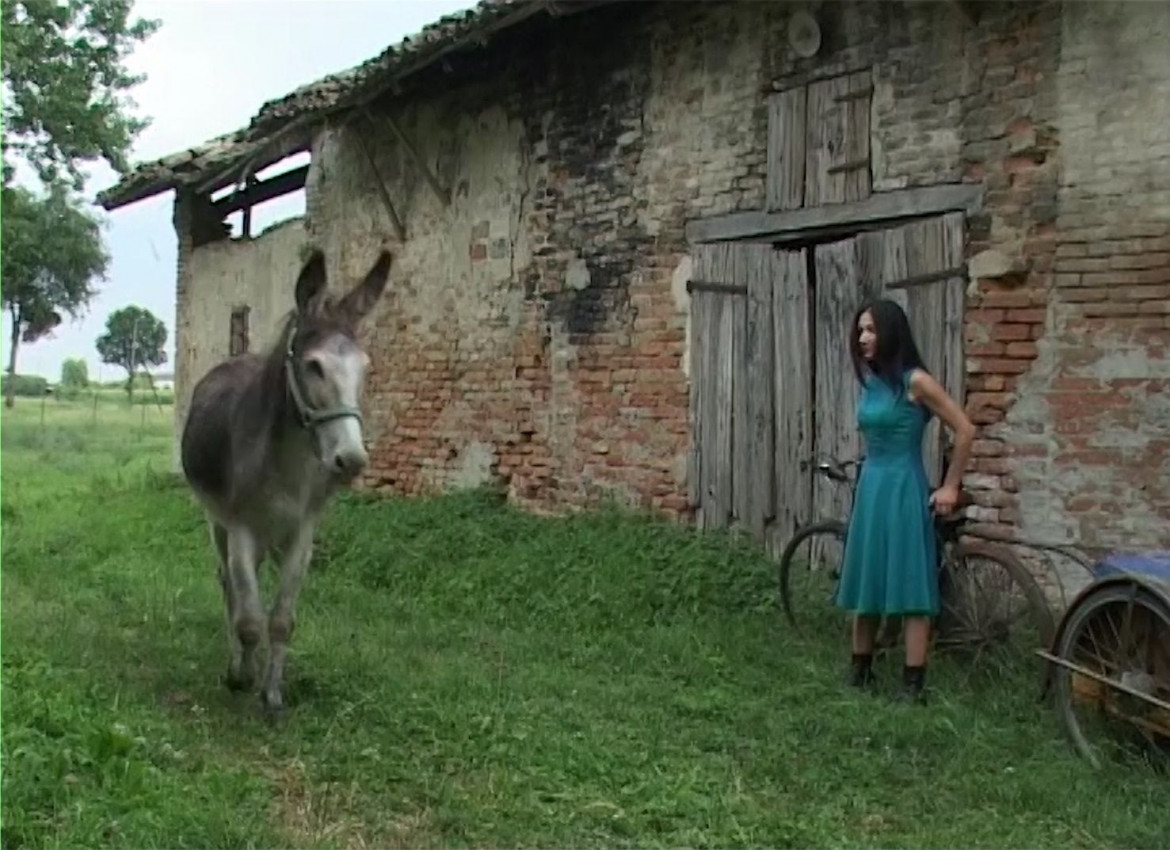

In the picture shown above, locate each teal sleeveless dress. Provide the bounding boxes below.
[835,369,940,617]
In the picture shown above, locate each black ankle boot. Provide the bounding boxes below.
[897,665,927,704]
[846,653,876,689]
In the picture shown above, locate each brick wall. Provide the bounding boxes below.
[953,2,1064,539]
[994,1,1170,551]
[300,1,772,514]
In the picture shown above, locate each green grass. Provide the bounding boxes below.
[3,399,1169,849]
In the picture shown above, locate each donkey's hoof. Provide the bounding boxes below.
[223,669,254,692]
[260,688,286,716]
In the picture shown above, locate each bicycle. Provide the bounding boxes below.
[777,455,1056,661]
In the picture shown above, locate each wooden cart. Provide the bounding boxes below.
[1038,550,1170,770]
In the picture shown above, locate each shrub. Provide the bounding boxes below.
[1,374,49,398]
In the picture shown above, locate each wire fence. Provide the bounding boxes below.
[4,387,174,434]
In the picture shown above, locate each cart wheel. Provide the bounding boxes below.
[1052,581,1170,770]
[777,520,848,633]
[935,540,1056,666]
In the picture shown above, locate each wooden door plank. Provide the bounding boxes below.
[905,218,941,482]
[687,288,708,517]
[940,212,967,478]
[701,283,723,529]
[813,236,863,527]
[772,247,811,551]
[940,211,966,403]
[804,75,842,206]
[690,244,725,528]
[740,244,776,536]
[844,70,873,203]
[712,281,736,529]
[689,242,741,530]
[805,71,872,207]
[731,259,749,528]
[766,87,807,211]
[855,231,881,301]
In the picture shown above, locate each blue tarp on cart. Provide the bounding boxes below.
[1092,550,1170,583]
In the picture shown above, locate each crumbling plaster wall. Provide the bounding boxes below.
[995,1,1170,553]
[304,100,537,495]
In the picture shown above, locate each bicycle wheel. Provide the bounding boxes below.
[935,540,1056,665]
[778,520,848,632]
[1051,580,1170,771]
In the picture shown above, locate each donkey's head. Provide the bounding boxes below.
[283,248,392,481]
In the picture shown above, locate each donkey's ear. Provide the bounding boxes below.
[294,249,328,315]
[338,250,392,322]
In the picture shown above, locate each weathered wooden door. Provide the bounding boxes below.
[688,211,965,551]
[810,211,966,520]
[688,242,768,533]
[688,242,810,547]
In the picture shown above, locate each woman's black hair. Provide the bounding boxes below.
[850,298,928,388]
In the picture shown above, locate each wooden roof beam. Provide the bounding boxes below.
[685,184,984,245]
[212,163,309,218]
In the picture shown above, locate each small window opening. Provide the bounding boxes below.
[229,305,250,356]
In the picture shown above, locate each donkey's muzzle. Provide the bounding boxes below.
[331,446,369,480]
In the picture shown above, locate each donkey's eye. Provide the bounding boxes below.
[304,358,326,380]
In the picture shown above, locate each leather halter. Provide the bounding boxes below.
[283,319,364,432]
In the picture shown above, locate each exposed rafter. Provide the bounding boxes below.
[212,164,310,219]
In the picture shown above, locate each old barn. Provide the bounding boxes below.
[98,0,1170,554]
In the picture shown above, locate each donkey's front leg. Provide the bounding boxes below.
[262,525,314,712]
[225,526,264,692]
[209,521,247,690]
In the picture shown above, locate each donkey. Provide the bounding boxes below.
[180,248,392,712]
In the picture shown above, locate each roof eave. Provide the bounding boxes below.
[96,0,606,212]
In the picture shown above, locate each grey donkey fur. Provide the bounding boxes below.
[180,248,392,712]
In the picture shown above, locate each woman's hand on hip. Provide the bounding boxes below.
[930,484,961,516]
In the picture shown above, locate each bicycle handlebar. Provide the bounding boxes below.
[802,456,862,484]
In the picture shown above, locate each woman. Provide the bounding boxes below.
[835,298,976,703]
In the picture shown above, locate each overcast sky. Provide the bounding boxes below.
[3,0,474,382]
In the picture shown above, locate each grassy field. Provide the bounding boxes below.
[3,399,1169,849]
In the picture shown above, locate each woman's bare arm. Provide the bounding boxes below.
[909,369,977,510]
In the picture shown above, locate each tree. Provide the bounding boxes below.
[61,357,89,389]
[1,0,158,405]
[2,183,110,406]
[2,0,160,191]
[95,306,166,401]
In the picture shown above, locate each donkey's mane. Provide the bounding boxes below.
[230,311,297,446]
